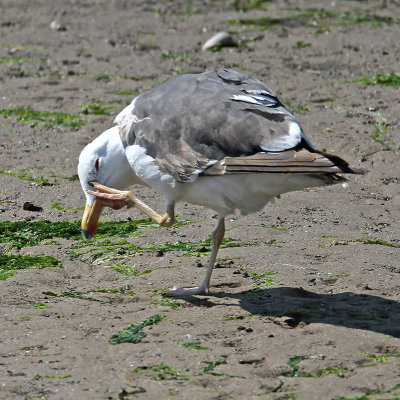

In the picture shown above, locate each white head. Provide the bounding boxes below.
[77,126,136,238]
[78,126,136,203]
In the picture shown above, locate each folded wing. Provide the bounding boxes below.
[115,69,362,183]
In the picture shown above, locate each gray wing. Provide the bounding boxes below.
[116,69,312,182]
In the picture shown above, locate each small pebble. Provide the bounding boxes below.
[23,202,43,212]
[50,20,66,31]
[202,32,236,51]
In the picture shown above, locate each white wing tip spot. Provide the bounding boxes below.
[289,121,301,140]
[232,94,261,105]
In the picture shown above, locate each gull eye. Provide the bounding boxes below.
[94,158,100,171]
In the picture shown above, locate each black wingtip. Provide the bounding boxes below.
[312,148,368,175]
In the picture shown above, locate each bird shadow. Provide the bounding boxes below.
[182,286,400,338]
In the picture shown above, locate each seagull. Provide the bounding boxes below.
[77,69,365,296]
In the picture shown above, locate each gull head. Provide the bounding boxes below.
[77,126,135,239]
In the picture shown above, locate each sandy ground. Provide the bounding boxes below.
[0,1,400,399]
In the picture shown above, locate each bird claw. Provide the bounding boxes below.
[159,214,174,227]
[165,285,209,297]
[88,183,134,210]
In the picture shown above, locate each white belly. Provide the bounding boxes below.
[173,173,326,217]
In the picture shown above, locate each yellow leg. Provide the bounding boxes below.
[88,182,175,227]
